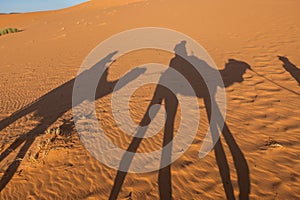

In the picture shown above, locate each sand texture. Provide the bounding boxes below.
[0,0,300,199]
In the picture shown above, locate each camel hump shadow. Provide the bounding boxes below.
[163,41,250,98]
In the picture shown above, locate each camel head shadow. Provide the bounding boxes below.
[278,55,300,85]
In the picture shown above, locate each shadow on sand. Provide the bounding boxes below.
[278,56,300,86]
[109,41,251,200]
[0,42,251,199]
[0,51,146,191]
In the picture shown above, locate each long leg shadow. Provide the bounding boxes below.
[278,56,300,85]
[204,96,250,200]
[109,84,176,200]
[0,51,146,191]
[110,41,250,199]
[0,123,46,190]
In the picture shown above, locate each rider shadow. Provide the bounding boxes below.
[110,41,250,200]
[0,51,146,191]
[278,56,300,86]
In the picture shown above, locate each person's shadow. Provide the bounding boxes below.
[109,41,250,200]
[278,56,300,86]
[0,51,146,191]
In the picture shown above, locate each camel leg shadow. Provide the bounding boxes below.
[204,97,250,200]
[0,124,47,191]
[109,85,177,200]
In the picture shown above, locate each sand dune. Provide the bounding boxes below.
[0,0,300,199]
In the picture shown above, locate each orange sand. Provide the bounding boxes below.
[0,0,300,199]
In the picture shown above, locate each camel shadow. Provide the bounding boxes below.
[109,41,251,200]
[0,42,251,199]
[0,51,146,191]
[278,56,300,86]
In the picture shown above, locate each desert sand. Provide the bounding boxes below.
[0,0,300,199]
